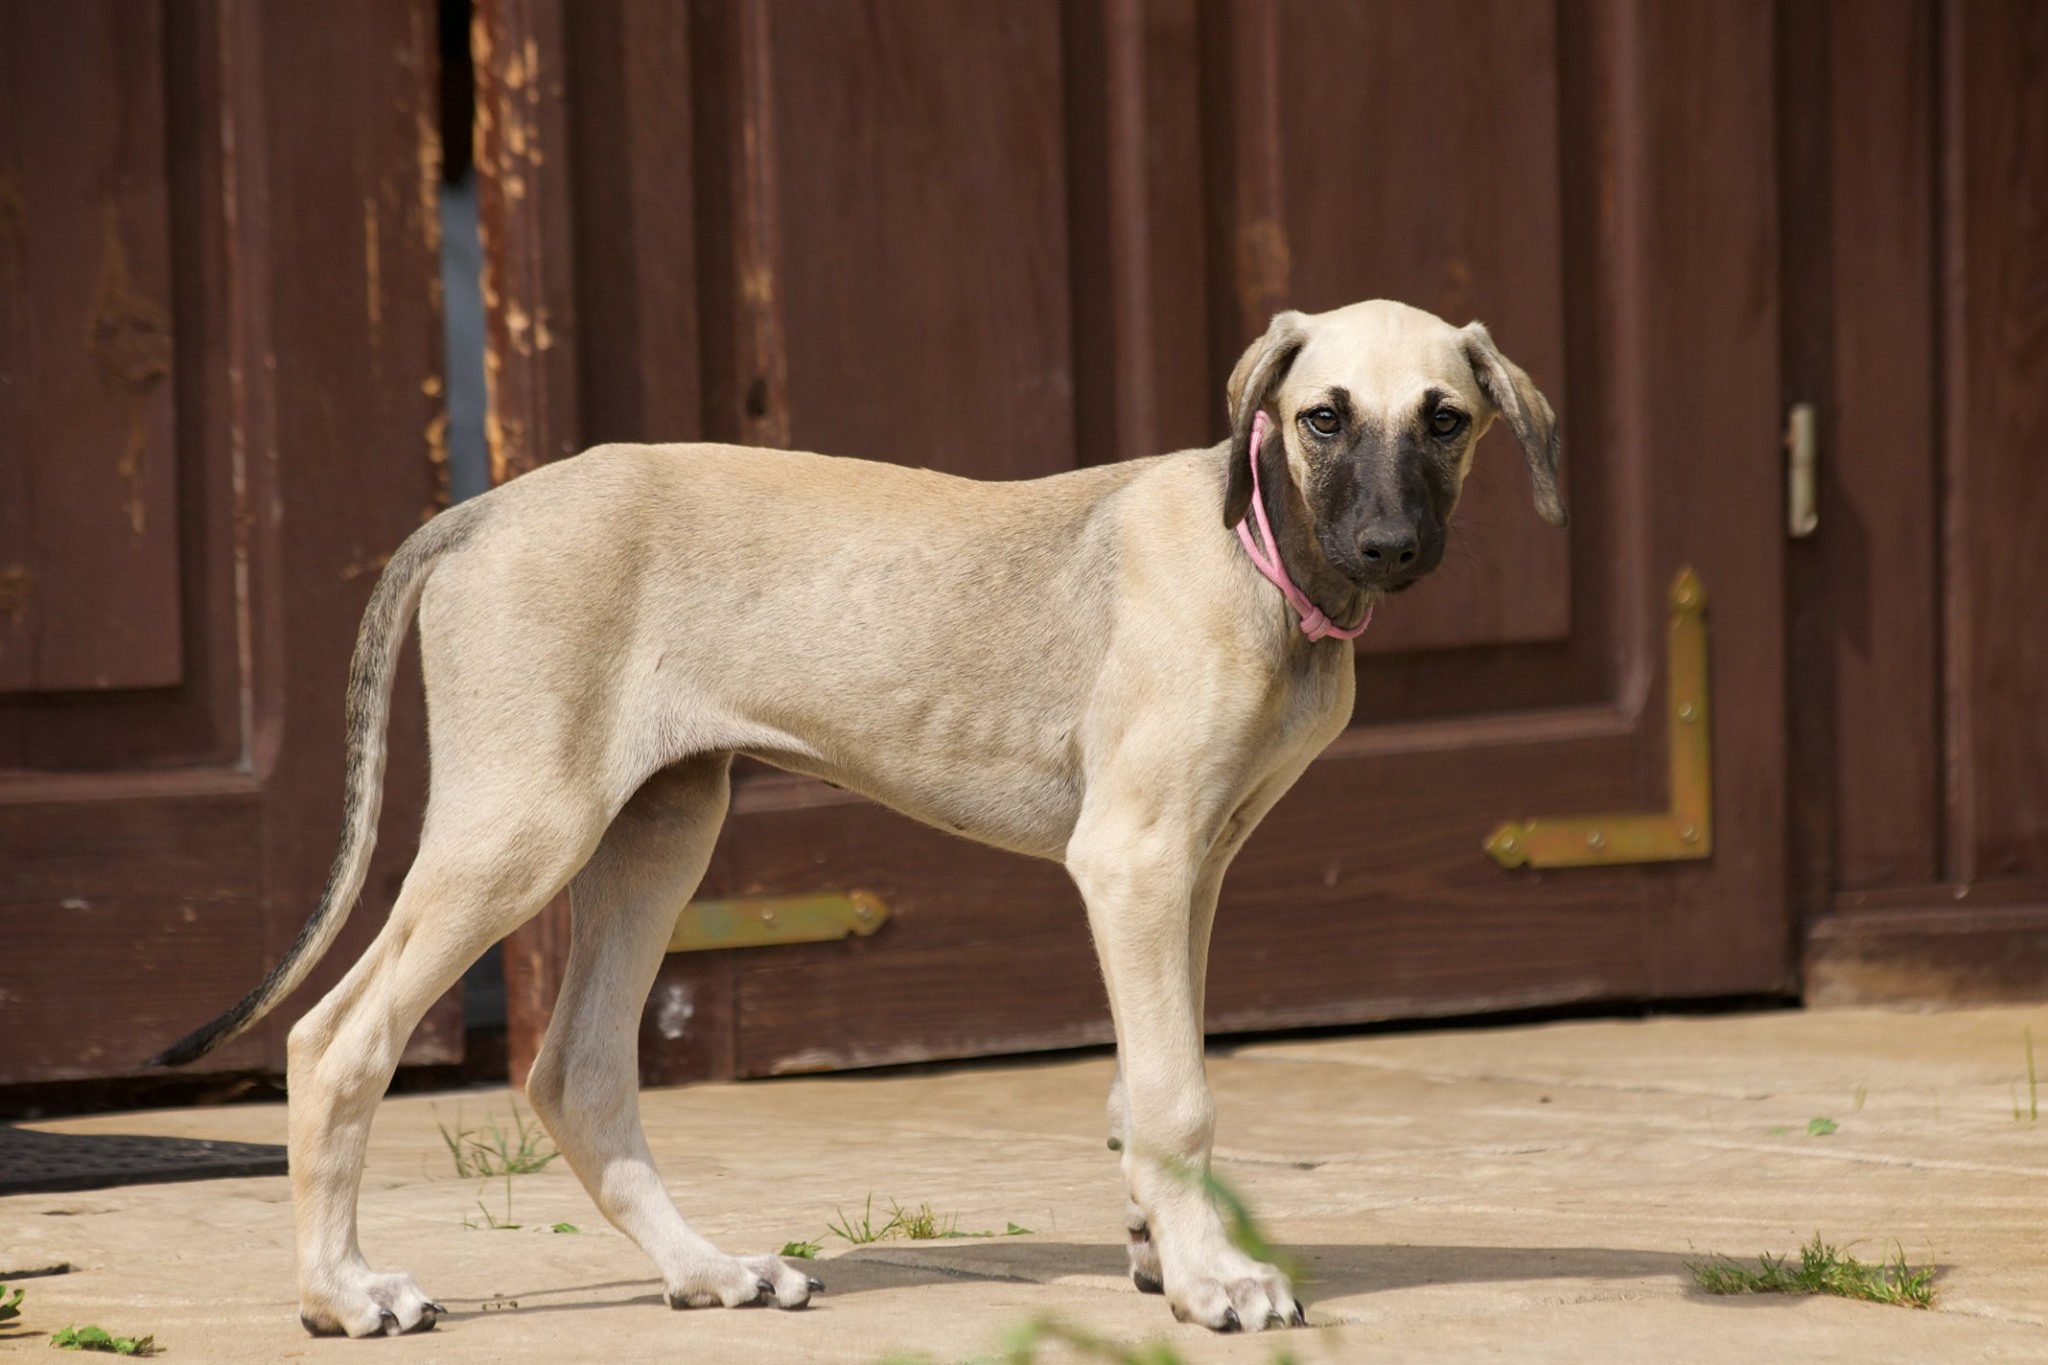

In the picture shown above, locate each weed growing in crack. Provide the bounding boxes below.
[1688,1234,1935,1309]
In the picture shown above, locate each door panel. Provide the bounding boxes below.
[0,2,183,694]
[495,0,1793,1084]
[0,1,459,1084]
[1274,0,1572,654]
[773,0,1077,477]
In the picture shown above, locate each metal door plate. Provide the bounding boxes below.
[667,891,890,953]
[1486,567,1712,869]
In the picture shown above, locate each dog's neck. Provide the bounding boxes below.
[1242,414,1373,639]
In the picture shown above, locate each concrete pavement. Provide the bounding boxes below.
[4,1006,2046,1362]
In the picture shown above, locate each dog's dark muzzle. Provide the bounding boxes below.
[1339,513,1441,593]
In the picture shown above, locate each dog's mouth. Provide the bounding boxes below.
[1318,532,1440,597]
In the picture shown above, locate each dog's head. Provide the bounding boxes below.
[1223,300,1567,595]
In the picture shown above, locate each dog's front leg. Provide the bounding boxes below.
[1068,815,1303,1333]
[1104,841,1240,1298]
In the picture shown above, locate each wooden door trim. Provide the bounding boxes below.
[0,768,260,805]
[1807,900,2048,1008]
[475,0,583,1085]
[1323,702,1640,763]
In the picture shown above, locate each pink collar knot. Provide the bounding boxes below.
[1234,410,1373,641]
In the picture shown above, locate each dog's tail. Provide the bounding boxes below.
[145,502,484,1069]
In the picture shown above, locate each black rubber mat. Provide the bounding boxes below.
[0,1125,286,1196]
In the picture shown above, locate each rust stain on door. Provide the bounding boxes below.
[363,194,383,328]
[86,202,172,535]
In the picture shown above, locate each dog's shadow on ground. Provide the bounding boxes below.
[472,1241,1699,1319]
[824,1240,1698,1302]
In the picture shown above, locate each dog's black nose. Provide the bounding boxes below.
[1356,520,1420,572]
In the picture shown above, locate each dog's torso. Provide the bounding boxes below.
[418,442,1356,862]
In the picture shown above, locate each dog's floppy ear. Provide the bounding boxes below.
[1222,311,1308,529]
[1461,322,1568,528]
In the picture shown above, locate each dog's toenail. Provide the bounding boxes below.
[428,1301,448,1315]
[806,1277,824,1293]
[757,1278,776,1298]
[1221,1307,1242,1332]
[378,1309,401,1336]
[1291,1301,1308,1326]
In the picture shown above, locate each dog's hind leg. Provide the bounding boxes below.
[288,792,611,1338]
[523,755,821,1312]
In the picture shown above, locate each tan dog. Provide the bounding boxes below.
[152,299,1565,1337]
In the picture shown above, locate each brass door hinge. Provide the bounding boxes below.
[667,891,890,953]
[1785,402,1818,538]
[1485,567,1712,869]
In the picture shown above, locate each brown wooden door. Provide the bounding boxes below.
[1790,0,2048,1003]
[0,1,460,1084]
[488,0,1792,1083]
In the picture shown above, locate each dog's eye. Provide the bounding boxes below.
[1430,408,1465,437]
[1303,407,1341,437]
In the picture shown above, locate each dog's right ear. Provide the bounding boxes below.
[1223,311,1308,529]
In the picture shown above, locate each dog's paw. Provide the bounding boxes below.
[666,1254,819,1311]
[299,1268,443,1338]
[740,1253,822,1310]
[1125,1201,1163,1294]
[1165,1256,1303,1333]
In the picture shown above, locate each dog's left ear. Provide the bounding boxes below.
[1222,311,1308,529]
[1462,322,1569,528]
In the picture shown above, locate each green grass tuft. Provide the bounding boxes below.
[51,1324,159,1355]
[827,1193,895,1245]
[780,1240,822,1260]
[889,1200,954,1241]
[1688,1234,1935,1309]
[437,1099,559,1179]
[824,1196,1032,1247]
[0,1284,21,1325]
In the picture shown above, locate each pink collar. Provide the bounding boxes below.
[1235,410,1373,641]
